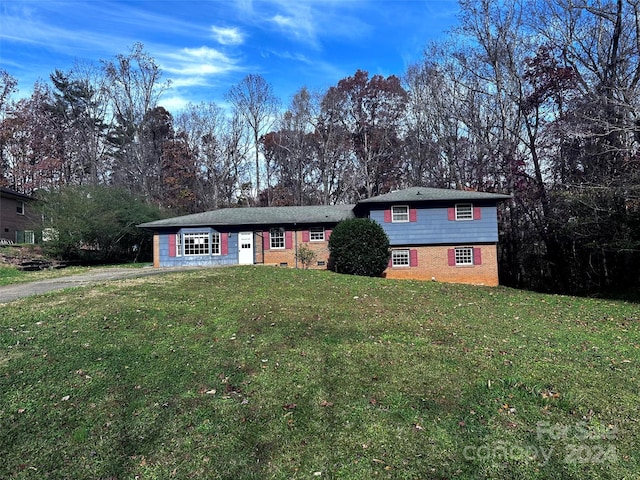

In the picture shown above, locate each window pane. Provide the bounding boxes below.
[183,232,210,255]
[392,249,410,267]
[455,247,473,265]
[392,206,409,222]
[270,228,285,249]
[455,204,473,220]
[310,227,324,241]
[211,233,220,255]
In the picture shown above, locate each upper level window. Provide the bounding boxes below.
[455,247,473,266]
[455,203,473,221]
[16,202,25,215]
[270,228,285,249]
[310,226,325,241]
[391,205,409,223]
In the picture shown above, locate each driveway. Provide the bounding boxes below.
[0,266,195,304]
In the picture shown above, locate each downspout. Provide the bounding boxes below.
[294,223,298,269]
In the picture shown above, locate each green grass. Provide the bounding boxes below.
[1,266,638,479]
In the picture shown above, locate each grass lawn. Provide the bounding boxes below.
[0,266,638,479]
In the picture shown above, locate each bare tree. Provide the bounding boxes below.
[225,74,279,203]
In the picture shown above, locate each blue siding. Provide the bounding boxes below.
[370,206,499,245]
[158,229,239,267]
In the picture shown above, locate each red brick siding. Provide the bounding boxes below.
[384,245,499,286]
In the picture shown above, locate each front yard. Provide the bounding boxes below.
[0,266,638,478]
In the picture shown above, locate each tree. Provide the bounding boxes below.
[36,185,163,263]
[48,65,109,186]
[328,218,390,277]
[325,70,408,198]
[261,87,318,205]
[103,43,170,197]
[226,74,279,203]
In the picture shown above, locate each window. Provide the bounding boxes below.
[211,233,221,255]
[455,203,473,221]
[16,201,24,215]
[270,228,285,249]
[392,249,410,267]
[310,227,325,241]
[392,205,409,222]
[176,233,182,257]
[455,247,473,266]
[183,232,212,256]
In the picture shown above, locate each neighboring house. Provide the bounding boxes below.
[138,186,511,286]
[0,187,37,244]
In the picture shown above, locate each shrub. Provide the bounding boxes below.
[35,186,164,263]
[328,218,390,277]
[296,244,317,269]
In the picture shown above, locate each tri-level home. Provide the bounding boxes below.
[0,187,37,244]
[138,187,510,286]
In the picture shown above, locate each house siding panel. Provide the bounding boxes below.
[370,206,498,245]
[157,230,238,267]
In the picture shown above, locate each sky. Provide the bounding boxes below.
[0,0,460,113]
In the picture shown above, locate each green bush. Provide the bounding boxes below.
[35,186,164,263]
[328,218,390,277]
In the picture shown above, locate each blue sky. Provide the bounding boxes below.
[0,0,460,112]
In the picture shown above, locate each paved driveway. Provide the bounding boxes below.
[0,267,194,304]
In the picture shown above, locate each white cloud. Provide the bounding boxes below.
[161,46,239,76]
[211,26,244,45]
[159,95,190,112]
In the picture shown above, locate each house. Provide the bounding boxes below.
[138,186,511,286]
[0,187,37,244]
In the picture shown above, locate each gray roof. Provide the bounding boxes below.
[139,203,356,229]
[355,186,511,204]
[138,187,511,230]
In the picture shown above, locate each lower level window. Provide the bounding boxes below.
[183,232,220,256]
[392,249,410,267]
[455,247,473,266]
[270,228,285,249]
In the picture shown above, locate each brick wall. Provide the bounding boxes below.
[262,230,330,269]
[384,244,499,286]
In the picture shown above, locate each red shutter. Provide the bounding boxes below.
[410,249,418,267]
[263,231,270,250]
[302,230,310,242]
[169,234,176,257]
[388,256,393,268]
[221,233,228,255]
[473,247,482,265]
[325,230,332,241]
[285,231,293,249]
[409,208,417,222]
[447,249,456,266]
[384,209,392,223]
[448,208,455,221]
[473,207,482,220]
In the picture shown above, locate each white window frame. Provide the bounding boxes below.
[176,233,182,257]
[391,205,410,223]
[391,249,410,267]
[210,232,221,255]
[16,201,25,215]
[309,226,325,242]
[455,203,473,221]
[455,247,474,266]
[270,228,285,249]
[183,232,211,256]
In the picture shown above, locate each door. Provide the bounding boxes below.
[238,231,254,264]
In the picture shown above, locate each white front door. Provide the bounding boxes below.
[238,231,254,264]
